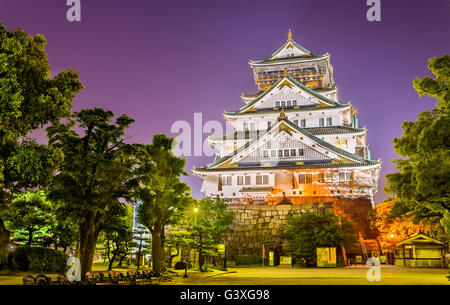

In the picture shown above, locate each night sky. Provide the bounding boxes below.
[1,0,449,204]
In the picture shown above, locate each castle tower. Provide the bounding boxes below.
[193,31,380,239]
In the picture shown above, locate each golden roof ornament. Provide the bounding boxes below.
[278,108,286,120]
[287,29,292,41]
[283,67,288,77]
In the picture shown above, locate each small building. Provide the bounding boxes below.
[394,233,445,268]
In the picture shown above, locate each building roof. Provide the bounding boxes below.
[249,31,327,66]
[395,233,444,247]
[208,126,365,142]
[196,113,379,172]
[225,75,345,116]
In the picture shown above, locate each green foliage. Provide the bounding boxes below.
[8,246,68,273]
[384,54,450,234]
[235,254,261,266]
[136,134,194,274]
[47,108,140,275]
[183,198,235,271]
[2,190,54,246]
[0,22,82,268]
[282,212,356,266]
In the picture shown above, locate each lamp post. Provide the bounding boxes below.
[193,207,198,226]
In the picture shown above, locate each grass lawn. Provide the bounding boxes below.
[1,265,448,285]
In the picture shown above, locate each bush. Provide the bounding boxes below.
[174,261,192,270]
[9,247,69,273]
[235,254,261,265]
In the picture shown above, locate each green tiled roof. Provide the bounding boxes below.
[227,76,345,115]
[194,162,378,173]
[249,39,326,65]
[201,117,378,170]
[209,126,365,142]
[224,104,348,116]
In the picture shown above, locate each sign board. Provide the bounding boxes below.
[217,244,225,253]
[279,256,292,265]
[269,251,274,266]
[355,255,362,264]
[316,247,337,267]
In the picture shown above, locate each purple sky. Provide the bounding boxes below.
[1,0,449,203]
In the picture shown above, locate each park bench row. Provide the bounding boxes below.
[22,269,163,285]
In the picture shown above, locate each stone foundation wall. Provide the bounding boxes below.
[223,197,376,258]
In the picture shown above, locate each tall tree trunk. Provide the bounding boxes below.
[27,228,33,246]
[151,229,164,275]
[0,218,10,270]
[107,253,116,271]
[77,214,100,280]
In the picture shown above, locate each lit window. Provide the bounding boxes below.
[263,150,269,158]
[318,173,324,183]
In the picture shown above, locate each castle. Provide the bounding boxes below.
[193,31,381,258]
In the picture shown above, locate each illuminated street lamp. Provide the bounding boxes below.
[193,207,198,226]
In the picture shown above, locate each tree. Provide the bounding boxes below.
[384,54,450,233]
[132,225,150,269]
[185,198,234,271]
[369,200,434,249]
[47,108,140,278]
[99,204,134,270]
[2,190,54,246]
[0,22,83,268]
[283,212,357,266]
[136,134,194,275]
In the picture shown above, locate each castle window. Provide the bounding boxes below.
[319,118,325,127]
[220,175,232,186]
[300,119,306,127]
[325,172,333,182]
[278,150,283,157]
[293,100,297,106]
[263,150,269,158]
[244,175,251,185]
[271,150,276,157]
[327,117,332,126]
[276,102,280,107]
[284,149,289,157]
[298,149,304,156]
[299,173,312,184]
[287,101,291,107]
[318,173,324,183]
[290,149,296,156]
[256,174,269,185]
[339,172,353,182]
[281,101,286,107]
[237,176,243,185]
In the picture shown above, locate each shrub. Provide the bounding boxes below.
[235,254,261,265]
[9,247,69,273]
[174,261,192,270]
